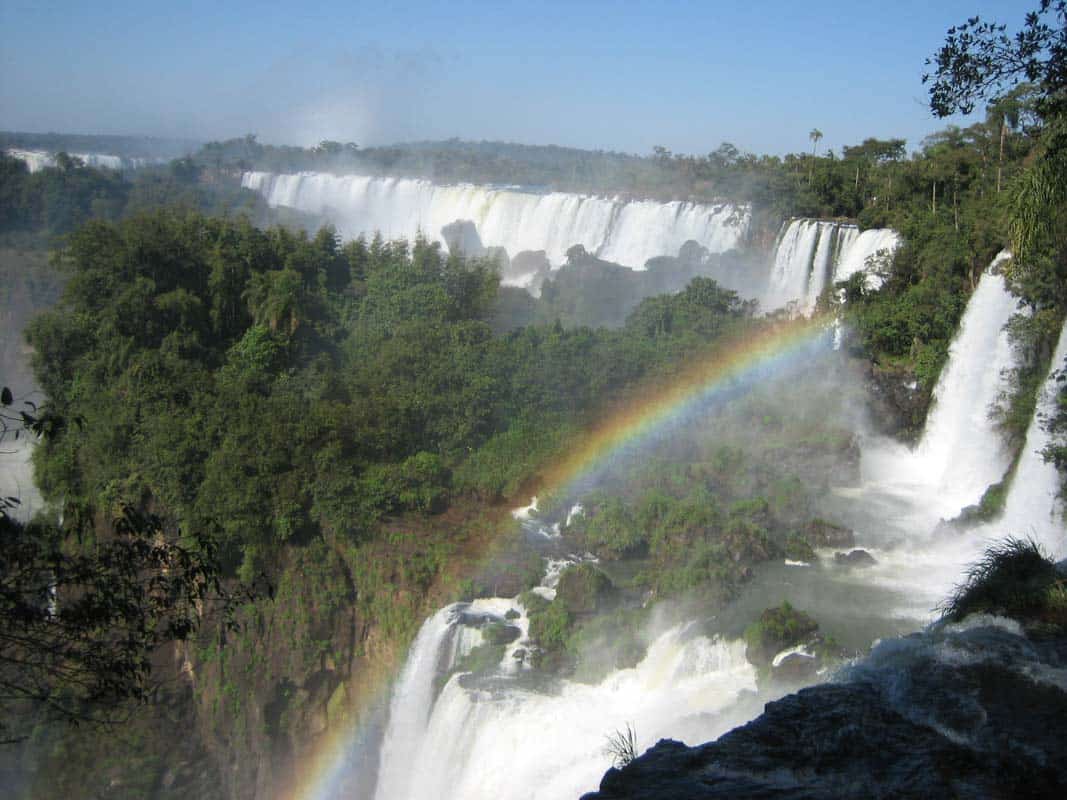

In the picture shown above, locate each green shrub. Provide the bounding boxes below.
[555,564,616,614]
[744,601,820,666]
[942,537,1066,628]
[784,534,816,562]
[528,600,572,652]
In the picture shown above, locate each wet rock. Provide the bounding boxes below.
[834,549,877,568]
[583,625,1067,800]
[801,519,855,549]
[744,602,823,672]
[441,219,485,257]
[771,650,819,683]
[482,621,522,645]
[860,360,930,440]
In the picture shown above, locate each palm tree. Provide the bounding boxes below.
[243,268,305,334]
[808,129,823,180]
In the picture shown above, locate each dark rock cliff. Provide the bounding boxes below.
[582,619,1067,800]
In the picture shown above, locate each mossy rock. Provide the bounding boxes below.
[784,533,816,562]
[744,601,820,668]
[555,564,616,615]
[482,621,521,645]
[326,681,348,728]
[519,589,550,614]
[454,642,506,675]
[801,519,854,549]
[528,600,572,652]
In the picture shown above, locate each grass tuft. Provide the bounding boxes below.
[941,537,1066,627]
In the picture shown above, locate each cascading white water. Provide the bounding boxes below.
[831,227,899,288]
[0,437,42,522]
[998,318,1067,555]
[242,171,747,270]
[5,148,150,171]
[373,577,758,800]
[913,255,1020,507]
[401,627,753,800]
[6,149,56,172]
[861,254,1021,523]
[764,219,824,313]
[762,219,898,314]
[373,604,466,800]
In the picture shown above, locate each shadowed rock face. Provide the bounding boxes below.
[582,623,1067,800]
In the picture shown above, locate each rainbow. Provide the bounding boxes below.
[533,314,834,502]
[291,313,835,800]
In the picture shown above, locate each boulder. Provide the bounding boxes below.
[556,564,616,615]
[744,602,820,669]
[834,549,877,568]
[482,621,522,645]
[770,650,819,683]
[802,519,855,549]
[441,219,485,257]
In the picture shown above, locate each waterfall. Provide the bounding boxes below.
[374,606,755,800]
[0,437,42,522]
[5,148,149,171]
[764,219,824,313]
[831,227,899,287]
[911,254,1020,517]
[999,318,1067,555]
[374,604,467,800]
[762,219,899,314]
[241,171,748,270]
[859,255,1021,524]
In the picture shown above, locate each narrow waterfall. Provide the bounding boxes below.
[374,604,471,800]
[762,219,899,314]
[241,171,747,270]
[764,219,824,312]
[999,318,1067,554]
[860,255,1021,523]
[911,255,1020,517]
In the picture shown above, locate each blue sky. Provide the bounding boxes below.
[0,1,1033,157]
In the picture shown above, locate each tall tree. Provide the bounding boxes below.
[808,128,823,181]
[924,2,1067,263]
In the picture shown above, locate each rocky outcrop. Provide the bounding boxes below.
[859,360,931,442]
[583,619,1067,800]
[801,519,854,549]
[833,548,877,568]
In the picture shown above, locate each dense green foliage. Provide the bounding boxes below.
[0,151,263,244]
[26,210,759,572]
[923,2,1067,482]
